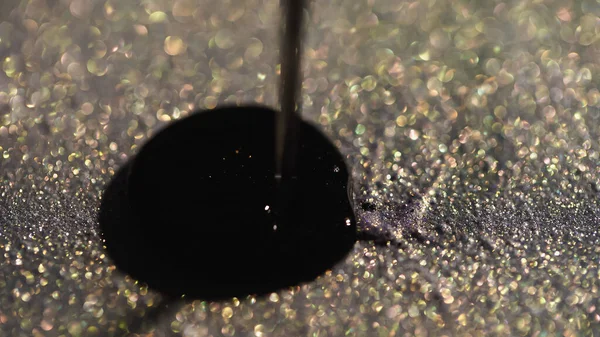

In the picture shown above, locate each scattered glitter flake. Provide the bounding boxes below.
[215,29,236,49]
[164,36,187,56]
[1,0,600,335]
[149,11,168,24]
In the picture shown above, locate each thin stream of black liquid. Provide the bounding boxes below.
[276,0,306,225]
[100,1,360,332]
[276,0,304,178]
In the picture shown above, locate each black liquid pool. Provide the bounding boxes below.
[99,105,357,299]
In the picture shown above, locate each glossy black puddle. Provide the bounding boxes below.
[99,105,356,300]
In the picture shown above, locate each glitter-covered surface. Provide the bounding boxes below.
[1,0,600,335]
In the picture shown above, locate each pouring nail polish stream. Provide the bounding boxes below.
[99,105,357,299]
[99,0,356,300]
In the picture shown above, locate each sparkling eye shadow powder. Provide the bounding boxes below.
[1,0,600,336]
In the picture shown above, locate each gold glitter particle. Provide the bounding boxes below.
[90,40,107,59]
[204,96,218,109]
[268,293,279,302]
[227,6,245,22]
[134,24,148,36]
[222,306,233,319]
[1,0,600,336]
[69,0,93,19]
[87,59,108,76]
[149,11,168,24]
[164,36,187,56]
[245,38,264,61]
[215,29,236,49]
[254,324,265,337]
[172,0,196,22]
